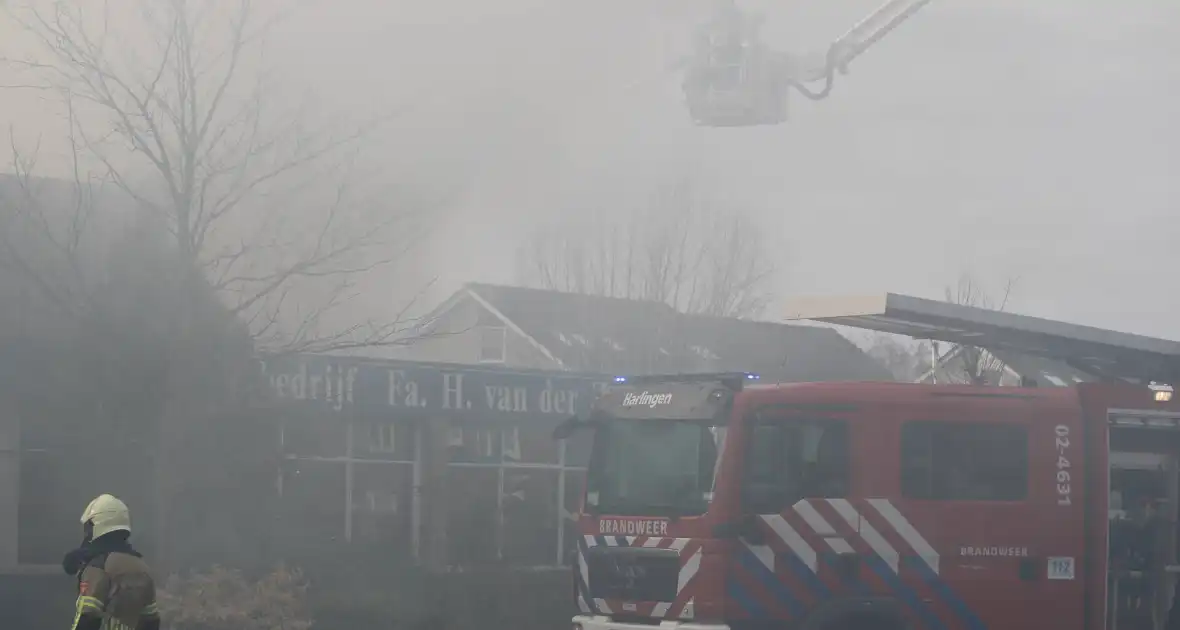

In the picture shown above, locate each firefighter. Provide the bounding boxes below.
[61,494,161,630]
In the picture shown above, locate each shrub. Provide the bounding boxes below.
[157,565,313,630]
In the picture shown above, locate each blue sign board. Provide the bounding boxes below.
[259,355,608,423]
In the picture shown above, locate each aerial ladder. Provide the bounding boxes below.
[683,0,940,126]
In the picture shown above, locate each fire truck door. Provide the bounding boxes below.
[899,413,1085,630]
[1107,450,1180,630]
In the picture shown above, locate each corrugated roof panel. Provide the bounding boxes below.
[786,293,1180,384]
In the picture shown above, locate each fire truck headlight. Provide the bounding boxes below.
[1151,382,1174,402]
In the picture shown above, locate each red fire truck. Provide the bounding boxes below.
[556,295,1180,630]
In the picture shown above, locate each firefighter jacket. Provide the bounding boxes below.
[71,537,160,630]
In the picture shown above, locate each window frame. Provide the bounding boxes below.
[367,423,397,454]
[476,325,507,363]
[899,420,1030,502]
[277,413,587,570]
[739,413,852,514]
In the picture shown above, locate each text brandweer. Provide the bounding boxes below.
[959,546,1029,557]
[599,519,669,536]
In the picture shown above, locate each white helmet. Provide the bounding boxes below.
[81,494,131,539]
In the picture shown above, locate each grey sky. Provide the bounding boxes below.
[2,0,1176,338]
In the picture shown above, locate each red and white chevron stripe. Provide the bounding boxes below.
[578,536,703,619]
[576,499,937,620]
[753,498,939,576]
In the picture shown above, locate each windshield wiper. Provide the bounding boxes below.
[589,500,699,518]
[592,481,707,518]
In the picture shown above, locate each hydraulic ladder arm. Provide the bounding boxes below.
[784,0,940,98]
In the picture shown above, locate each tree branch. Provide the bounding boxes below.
[941,272,1022,385]
[3,0,436,353]
[518,176,776,319]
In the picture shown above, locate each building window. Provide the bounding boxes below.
[278,459,347,548]
[444,423,586,569]
[449,427,501,463]
[901,421,1028,501]
[349,463,413,556]
[501,427,521,462]
[500,468,559,566]
[369,423,396,453]
[478,326,506,363]
[562,468,586,564]
[447,465,500,565]
[742,418,850,513]
[353,421,414,462]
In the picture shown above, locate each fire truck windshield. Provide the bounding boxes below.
[584,419,725,517]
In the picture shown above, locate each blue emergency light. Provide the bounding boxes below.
[611,372,759,384]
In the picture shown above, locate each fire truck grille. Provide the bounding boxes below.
[586,547,680,603]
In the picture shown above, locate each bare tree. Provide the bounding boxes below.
[516,176,776,318]
[935,273,1018,385]
[862,333,933,382]
[0,0,445,571]
[1,0,435,353]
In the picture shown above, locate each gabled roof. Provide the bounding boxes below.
[458,283,892,382]
[466,283,687,374]
[676,315,893,382]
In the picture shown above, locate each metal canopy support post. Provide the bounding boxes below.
[556,438,567,567]
[784,293,1180,385]
[344,421,354,543]
[0,407,17,569]
[411,422,423,562]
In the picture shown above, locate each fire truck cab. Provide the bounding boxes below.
[559,294,1180,630]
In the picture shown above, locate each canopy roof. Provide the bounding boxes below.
[784,293,1180,385]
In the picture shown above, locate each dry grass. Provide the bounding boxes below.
[157,565,313,630]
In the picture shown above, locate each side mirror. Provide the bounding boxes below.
[552,413,602,440]
[552,416,579,440]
